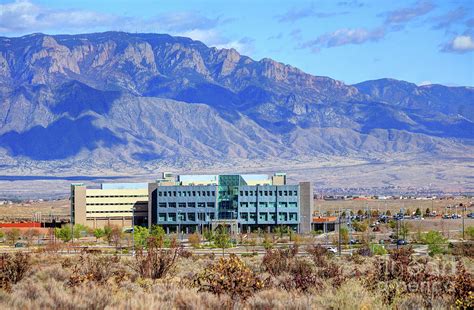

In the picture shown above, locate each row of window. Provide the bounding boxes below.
[239,202,298,208]
[158,202,215,208]
[86,195,147,198]
[158,190,215,197]
[86,203,147,206]
[239,190,298,197]
[239,212,298,222]
[157,212,216,222]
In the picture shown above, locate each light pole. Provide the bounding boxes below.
[461,203,465,241]
[132,206,135,256]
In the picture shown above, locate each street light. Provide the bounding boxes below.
[132,206,135,256]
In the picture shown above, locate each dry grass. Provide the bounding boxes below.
[0,247,470,310]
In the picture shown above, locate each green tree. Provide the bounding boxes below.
[466,226,474,240]
[73,224,88,239]
[339,226,349,245]
[203,227,214,242]
[5,228,20,246]
[0,230,4,240]
[385,210,391,216]
[415,208,422,216]
[400,222,410,240]
[214,226,231,256]
[150,225,165,242]
[421,231,448,256]
[93,228,105,242]
[134,226,150,249]
[55,225,72,242]
[425,208,431,217]
[353,221,368,232]
[369,243,387,255]
[104,225,113,244]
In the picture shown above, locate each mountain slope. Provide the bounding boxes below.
[0,32,473,173]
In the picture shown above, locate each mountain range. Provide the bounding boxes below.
[0,31,473,190]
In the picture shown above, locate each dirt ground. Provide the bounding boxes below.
[314,198,472,215]
[0,199,69,221]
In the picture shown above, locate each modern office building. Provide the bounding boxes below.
[148,173,313,234]
[70,182,148,228]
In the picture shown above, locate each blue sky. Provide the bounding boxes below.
[0,0,473,86]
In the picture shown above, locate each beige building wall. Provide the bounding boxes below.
[70,186,148,229]
[71,184,87,226]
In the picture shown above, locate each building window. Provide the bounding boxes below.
[259,191,263,196]
[163,192,167,197]
[178,213,186,221]
[244,191,248,196]
[289,191,292,196]
[198,212,206,221]
[208,213,215,220]
[188,202,196,208]
[178,202,186,208]
[207,202,215,208]
[249,212,256,221]
[278,190,282,196]
[240,213,248,221]
[159,202,166,208]
[289,213,298,221]
[198,202,206,208]
[188,213,196,222]
[279,212,288,221]
[168,213,176,222]
[158,213,166,221]
[279,202,287,208]
[259,202,266,208]
[259,213,268,221]
[192,191,196,196]
[249,202,256,208]
[169,202,176,208]
[240,191,243,196]
[158,192,163,197]
[289,202,297,208]
[294,190,298,196]
[240,202,248,208]
[269,212,276,221]
[284,190,288,196]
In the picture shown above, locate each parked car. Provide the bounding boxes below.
[397,239,408,246]
[328,247,338,254]
[467,212,474,218]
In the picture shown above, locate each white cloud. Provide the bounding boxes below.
[0,0,254,55]
[441,35,474,53]
[0,0,117,33]
[300,27,385,50]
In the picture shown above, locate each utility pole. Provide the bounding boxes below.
[338,214,342,256]
[461,203,465,241]
[132,206,135,256]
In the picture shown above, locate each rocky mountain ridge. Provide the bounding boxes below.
[0,32,472,174]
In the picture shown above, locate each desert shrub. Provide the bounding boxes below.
[9,278,114,310]
[317,260,345,288]
[284,259,322,292]
[4,229,20,246]
[355,246,373,257]
[132,236,182,280]
[262,245,298,275]
[365,247,473,307]
[306,244,330,267]
[68,253,126,287]
[193,253,264,301]
[450,241,474,257]
[188,232,201,249]
[453,260,474,307]
[0,252,31,291]
[314,279,385,310]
